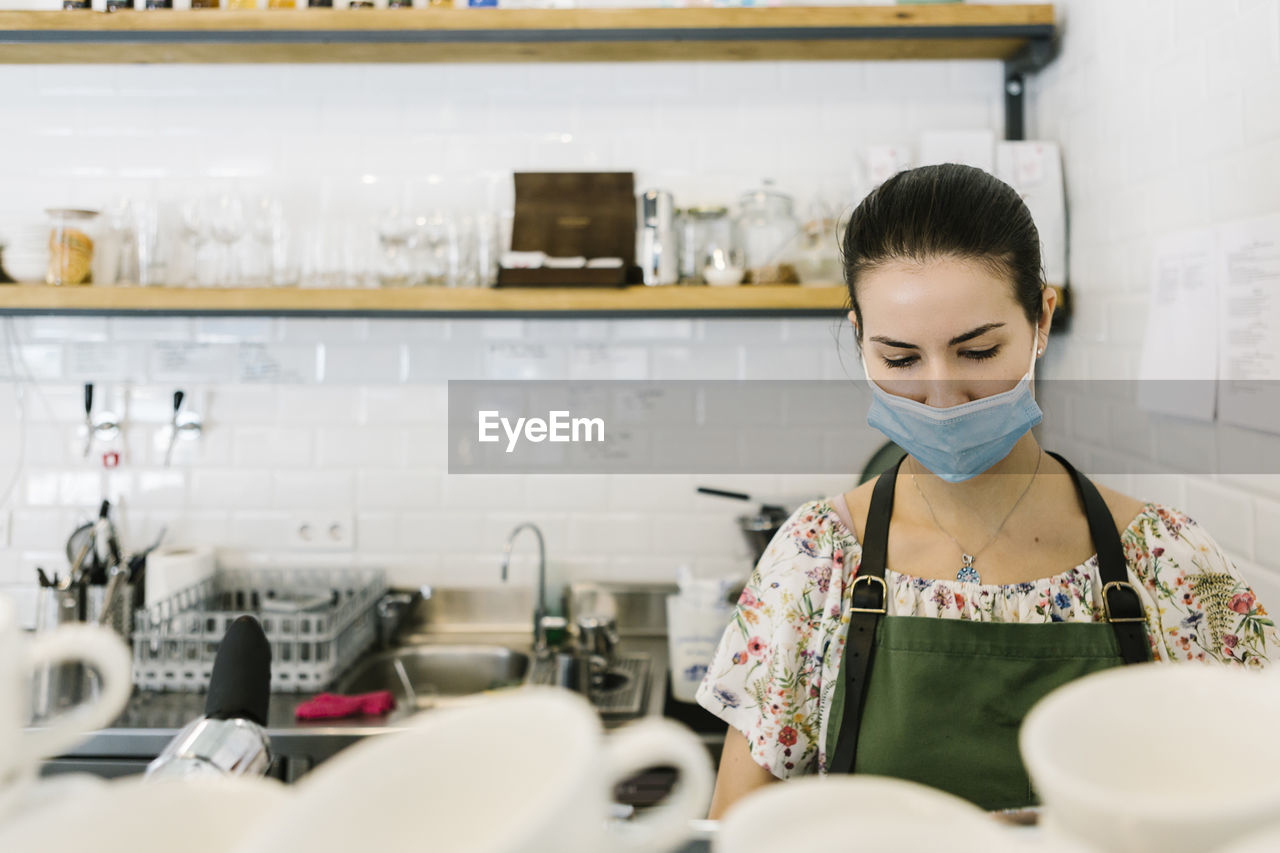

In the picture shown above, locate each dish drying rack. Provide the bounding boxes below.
[132,566,386,693]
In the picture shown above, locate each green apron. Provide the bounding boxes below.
[823,451,1151,811]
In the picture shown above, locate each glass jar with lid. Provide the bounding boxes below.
[733,181,802,284]
[45,208,99,286]
[792,199,847,285]
[676,205,736,285]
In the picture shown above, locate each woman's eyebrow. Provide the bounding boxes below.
[868,322,1006,350]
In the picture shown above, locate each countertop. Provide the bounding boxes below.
[33,584,731,848]
[48,632,697,771]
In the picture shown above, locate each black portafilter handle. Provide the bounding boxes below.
[205,615,272,727]
[696,486,752,501]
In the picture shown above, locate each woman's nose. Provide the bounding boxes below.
[926,379,962,407]
[920,371,969,409]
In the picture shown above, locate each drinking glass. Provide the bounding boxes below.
[244,194,285,288]
[208,191,245,287]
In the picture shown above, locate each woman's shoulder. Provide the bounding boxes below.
[1084,487,1208,566]
[829,477,879,543]
[1116,500,1278,666]
[1093,482,1154,537]
[1114,498,1202,549]
[773,498,860,556]
[741,499,860,607]
[1116,498,1250,594]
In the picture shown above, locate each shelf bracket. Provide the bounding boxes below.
[1002,34,1058,141]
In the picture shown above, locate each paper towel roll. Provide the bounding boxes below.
[144,546,216,608]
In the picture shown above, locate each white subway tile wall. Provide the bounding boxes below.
[1031,0,1280,597]
[1,0,1279,622]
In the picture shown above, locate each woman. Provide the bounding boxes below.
[696,163,1280,818]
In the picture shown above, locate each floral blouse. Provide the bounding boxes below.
[694,497,1280,779]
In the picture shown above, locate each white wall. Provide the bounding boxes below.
[2,0,1279,620]
[1031,0,1280,605]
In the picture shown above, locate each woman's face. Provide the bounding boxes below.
[851,256,1054,408]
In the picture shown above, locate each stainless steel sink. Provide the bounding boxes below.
[336,640,652,716]
[337,645,532,709]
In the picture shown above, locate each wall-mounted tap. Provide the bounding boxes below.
[82,383,121,459]
[163,389,203,467]
[81,383,93,458]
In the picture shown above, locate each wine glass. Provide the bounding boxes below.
[207,190,244,288]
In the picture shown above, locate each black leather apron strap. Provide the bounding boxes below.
[827,455,902,774]
[1045,451,1151,665]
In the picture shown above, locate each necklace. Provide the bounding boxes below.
[910,450,1043,584]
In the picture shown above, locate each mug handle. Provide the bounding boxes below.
[19,624,133,766]
[602,717,714,853]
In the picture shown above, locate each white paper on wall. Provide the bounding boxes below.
[1137,227,1219,422]
[861,145,914,192]
[996,141,1066,287]
[918,129,996,174]
[1217,213,1280,434]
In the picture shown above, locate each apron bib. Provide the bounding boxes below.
[824,451,1150,811]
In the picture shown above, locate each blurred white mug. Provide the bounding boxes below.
[0,595,133,822]
[714,775,1074,853]
[235,686,715,853]
[1021,662,1280,853]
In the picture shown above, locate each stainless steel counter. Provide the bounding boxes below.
[45,631,675,780]
[38,581,733,789]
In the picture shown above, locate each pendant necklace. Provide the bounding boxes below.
[910,451,1043,584]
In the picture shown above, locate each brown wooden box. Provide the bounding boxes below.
[495,171,641,288]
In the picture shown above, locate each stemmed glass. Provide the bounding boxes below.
[377,204,417,288]
[178,195,212,288]
[245,194,286,287]
[207,191,244,288]
[414,210,458,287]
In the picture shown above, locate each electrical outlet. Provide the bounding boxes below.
[287,514,354,550]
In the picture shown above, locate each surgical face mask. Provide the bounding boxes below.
[862,339,1042,483]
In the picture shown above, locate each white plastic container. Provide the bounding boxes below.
[665,595,732,704]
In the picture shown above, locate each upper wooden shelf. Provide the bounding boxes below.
[0,282,852,317]
[0,282,1070,323]
[0,4,1055,64]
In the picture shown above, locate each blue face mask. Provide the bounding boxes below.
[863,342,1043,483]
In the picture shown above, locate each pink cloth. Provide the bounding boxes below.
[295,690,397,721]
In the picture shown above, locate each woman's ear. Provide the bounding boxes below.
[847,309,860,338]
[1037,286,1057,353]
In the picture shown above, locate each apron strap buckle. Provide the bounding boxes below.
[1102,581,1145,623]
[850,576,887,614]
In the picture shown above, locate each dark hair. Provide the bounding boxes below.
[841,163,1045,340]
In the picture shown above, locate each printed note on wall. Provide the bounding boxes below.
[1138,227,1218,422]
[1217,213,1280,434]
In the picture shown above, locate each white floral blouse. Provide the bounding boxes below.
[695,496,1280,779]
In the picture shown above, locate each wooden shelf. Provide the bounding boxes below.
[0,282,1071,324]
[0,5,1055,64]
[0,282,852,317]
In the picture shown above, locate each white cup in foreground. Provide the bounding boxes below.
[0,595,133,818]
[0,775,288,853]
[715,774,1080,853]
[1215,823,1280,853]
[235,686,715,853]
[1021,662,1280,853]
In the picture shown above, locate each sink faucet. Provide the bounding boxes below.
[500,523,552,654]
